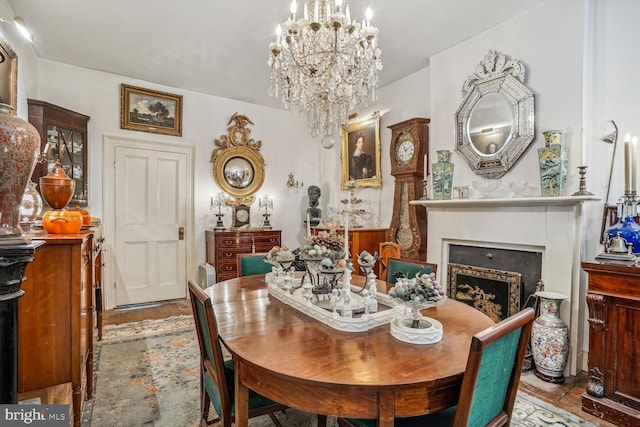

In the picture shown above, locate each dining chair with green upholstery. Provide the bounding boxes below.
[236,252,272,276]
[385,257,438,285]
[337,307,535,427]
[188,281,287,427]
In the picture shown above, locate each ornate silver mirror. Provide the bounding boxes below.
[455,50,535,178]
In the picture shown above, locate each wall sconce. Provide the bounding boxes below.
[210,192,227,230]
[286,173,303,189]
[259,194,273,229]
[0,16,34,42]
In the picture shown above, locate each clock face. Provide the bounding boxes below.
[395,134,415,164]
[232,204,251,228]
[236,209,249,223]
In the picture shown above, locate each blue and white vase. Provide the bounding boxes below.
[531,291,569,384]
[538,130,568,197]
[432,150,454,200]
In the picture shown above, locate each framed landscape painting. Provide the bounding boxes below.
[120,84,183,136]
[340,111,381,189]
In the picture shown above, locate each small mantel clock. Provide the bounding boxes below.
[387,117,430,260]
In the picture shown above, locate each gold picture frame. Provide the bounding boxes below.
[447,263,522,323]
[0,36,17,113]
[120,84,183,136]
[341,111,381,189]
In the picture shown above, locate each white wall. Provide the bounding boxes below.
[586,0,640,259]
[35,59,317,279]
[429,0,595,361]
[430,0,585,191]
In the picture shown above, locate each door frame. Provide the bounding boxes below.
[103,134,195,310]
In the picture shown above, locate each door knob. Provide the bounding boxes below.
[179,226,185,240]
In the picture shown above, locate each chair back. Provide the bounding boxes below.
[378,241,400,280]
[237,253,271,276]
[386,257,437,284]
[453,307,535,427]
[188,281,232,422]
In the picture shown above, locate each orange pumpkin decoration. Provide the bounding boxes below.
[43,210,83,234]
[72,205,91,225]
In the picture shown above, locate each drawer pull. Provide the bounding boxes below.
[224,265,233,271]
[225,252,233,258]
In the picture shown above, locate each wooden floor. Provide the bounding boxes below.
[103,299,615,426]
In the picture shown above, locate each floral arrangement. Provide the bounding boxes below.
[264,245,294,265]
[388,271,445,304]
[298,230,345,266]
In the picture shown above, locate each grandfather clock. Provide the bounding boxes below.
[388,118,430,260]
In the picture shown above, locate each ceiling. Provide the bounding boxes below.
[7,0,547,110]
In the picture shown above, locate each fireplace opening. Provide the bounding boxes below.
[447,244,542,321]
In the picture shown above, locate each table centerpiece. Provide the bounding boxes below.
[388,271,447,344]
[298,230,346,294]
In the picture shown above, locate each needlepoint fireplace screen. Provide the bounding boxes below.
[447,263,522,323]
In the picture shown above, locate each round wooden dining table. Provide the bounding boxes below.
[204,274,494,427]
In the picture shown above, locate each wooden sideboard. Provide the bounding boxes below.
[205,229,281,282]
[18,228,101,427]
[581,260,640,426]
[311,227,388,275]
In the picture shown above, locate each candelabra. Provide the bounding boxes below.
[259,194,274,229]
[210,192,227,230]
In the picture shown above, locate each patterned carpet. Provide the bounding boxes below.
[83,316,598,427]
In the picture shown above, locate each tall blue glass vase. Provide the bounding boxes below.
[432,150,454,200]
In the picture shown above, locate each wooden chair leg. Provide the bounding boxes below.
[317,414,328,427]
[268,411,283,427]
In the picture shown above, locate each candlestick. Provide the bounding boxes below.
[625,133,631,194]
[572,166,593,196]
[306,211,311,238]
[580,129,586,166]
[633,136,638,193]
[423,154,427,180]
[343,210,349,258]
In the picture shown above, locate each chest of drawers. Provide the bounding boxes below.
[206,229,281,282]
[581,260,640,426]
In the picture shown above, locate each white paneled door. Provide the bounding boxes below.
[114,145,187,305]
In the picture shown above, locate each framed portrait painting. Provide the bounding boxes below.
[120,84,183,136]
[341,111,381,189]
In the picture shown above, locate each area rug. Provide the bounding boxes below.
[83,316,598,427]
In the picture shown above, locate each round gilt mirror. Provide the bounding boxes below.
[214,146,264,199]
[455,51,535,178]
[211,113,265,201]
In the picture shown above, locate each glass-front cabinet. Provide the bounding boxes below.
[28,99,91,207]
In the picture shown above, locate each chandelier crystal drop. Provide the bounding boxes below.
[268,0,382,145]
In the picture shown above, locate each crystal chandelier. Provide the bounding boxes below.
[268,0,382,148]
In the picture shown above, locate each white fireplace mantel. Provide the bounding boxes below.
[411,195,600,375]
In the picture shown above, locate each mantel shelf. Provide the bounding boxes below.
[410,195,601,208]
